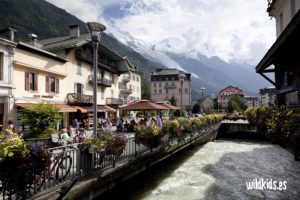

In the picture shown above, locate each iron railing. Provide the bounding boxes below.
[88,75,112,87]
[66,93,93,105]
[27,123,221,198]
[106,98,123,105]
[75,49,118,73]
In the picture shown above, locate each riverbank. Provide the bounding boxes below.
[98,139,300,200]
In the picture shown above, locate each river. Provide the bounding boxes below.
[99,139,300,200]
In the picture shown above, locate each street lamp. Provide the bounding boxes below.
[178,73,186,117]
[86,22,106,137]
[200,87,205,113]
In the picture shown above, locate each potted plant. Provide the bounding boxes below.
[0,129,51,199]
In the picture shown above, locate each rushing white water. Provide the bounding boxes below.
[100,140,300,200]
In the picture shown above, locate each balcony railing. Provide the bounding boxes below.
[165,84,176,89]
[75,49,118,73]
[119,88,133,96]
[122,74,131,83]
[88,75,112,87]
[106,98,123,105]
[67,93,93,105]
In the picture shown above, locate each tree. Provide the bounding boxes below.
[141,82,150,99]
[169,96,177,106]
[227,95,247,113]
[21,102,62,134]
[192,103,200,114]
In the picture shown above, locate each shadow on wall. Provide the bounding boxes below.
[202,146,300,199]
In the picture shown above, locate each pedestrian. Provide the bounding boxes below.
[60,128,71,145]
[8,120,15,133]
[74,119,80,134]
[156,115,163,128]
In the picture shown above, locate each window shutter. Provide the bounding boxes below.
[74,83,77,94]
[25,72,29,91]
[56,78,59,94]
[46,76,49,93]
[34,73,38,91]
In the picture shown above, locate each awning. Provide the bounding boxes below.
[72,105,117,113]
[72,106,88,113]
[98,105,117,112]
[16,103,77,113]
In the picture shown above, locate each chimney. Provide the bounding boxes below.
[69,25,80,38]
[28,33,38,47]
[0,27,17,42]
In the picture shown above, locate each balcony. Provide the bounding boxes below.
[165,84,176,89]
[88,75,112,87]
[119,88,133,96]
[75,49,118,73]
[122,74,131,83]
[67,93,93,105]
[106,98,123,105]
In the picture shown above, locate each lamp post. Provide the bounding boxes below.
[86,22,106,137]
[178,73,186,117]
[200,87,205,113]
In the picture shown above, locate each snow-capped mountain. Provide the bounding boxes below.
[111,30,270,97]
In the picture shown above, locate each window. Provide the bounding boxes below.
[172,82,175,86]
[77,60,82,75]
[111,89,114,98]
[279,12,283,32]
[291,0,296,16]
[110,74,114,84]
[101,88,104,99]
[0,52,3,81]
[132,75,135,81]
[154,83,156,87]
[136,77,139,82]
[46,76,59,94]
[154,89,157,94]
[25,72,38,91]
[74,83,83,94]
[159,89,162,94]
[159,83,162,87]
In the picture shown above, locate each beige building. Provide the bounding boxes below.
[150,68,191,108]
[257,1,300,107]
[118,57,142,105]
[38,25,140,127]
[13,39,76,129]
[0,28,17,129]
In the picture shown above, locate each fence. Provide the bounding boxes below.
[28,124,220,197]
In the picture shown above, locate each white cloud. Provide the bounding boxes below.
[46,0,104,22]
[111,0,275,64]
[47,0,275,65]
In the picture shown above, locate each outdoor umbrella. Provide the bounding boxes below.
[155,102,180,110]
[120,99,169,120]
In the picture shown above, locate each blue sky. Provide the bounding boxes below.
[47,0,275,65]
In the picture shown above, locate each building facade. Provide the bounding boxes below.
[117,57,141,105]
[0,25,141,130]
[244,96,258,108]
[217,86,243,108]
[0,28,17,129]
[259,87,277,106]
[256,0,300,107]
[38,25,141,128]
[150,68,191,108]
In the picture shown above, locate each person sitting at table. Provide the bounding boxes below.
[60,128,71,144]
